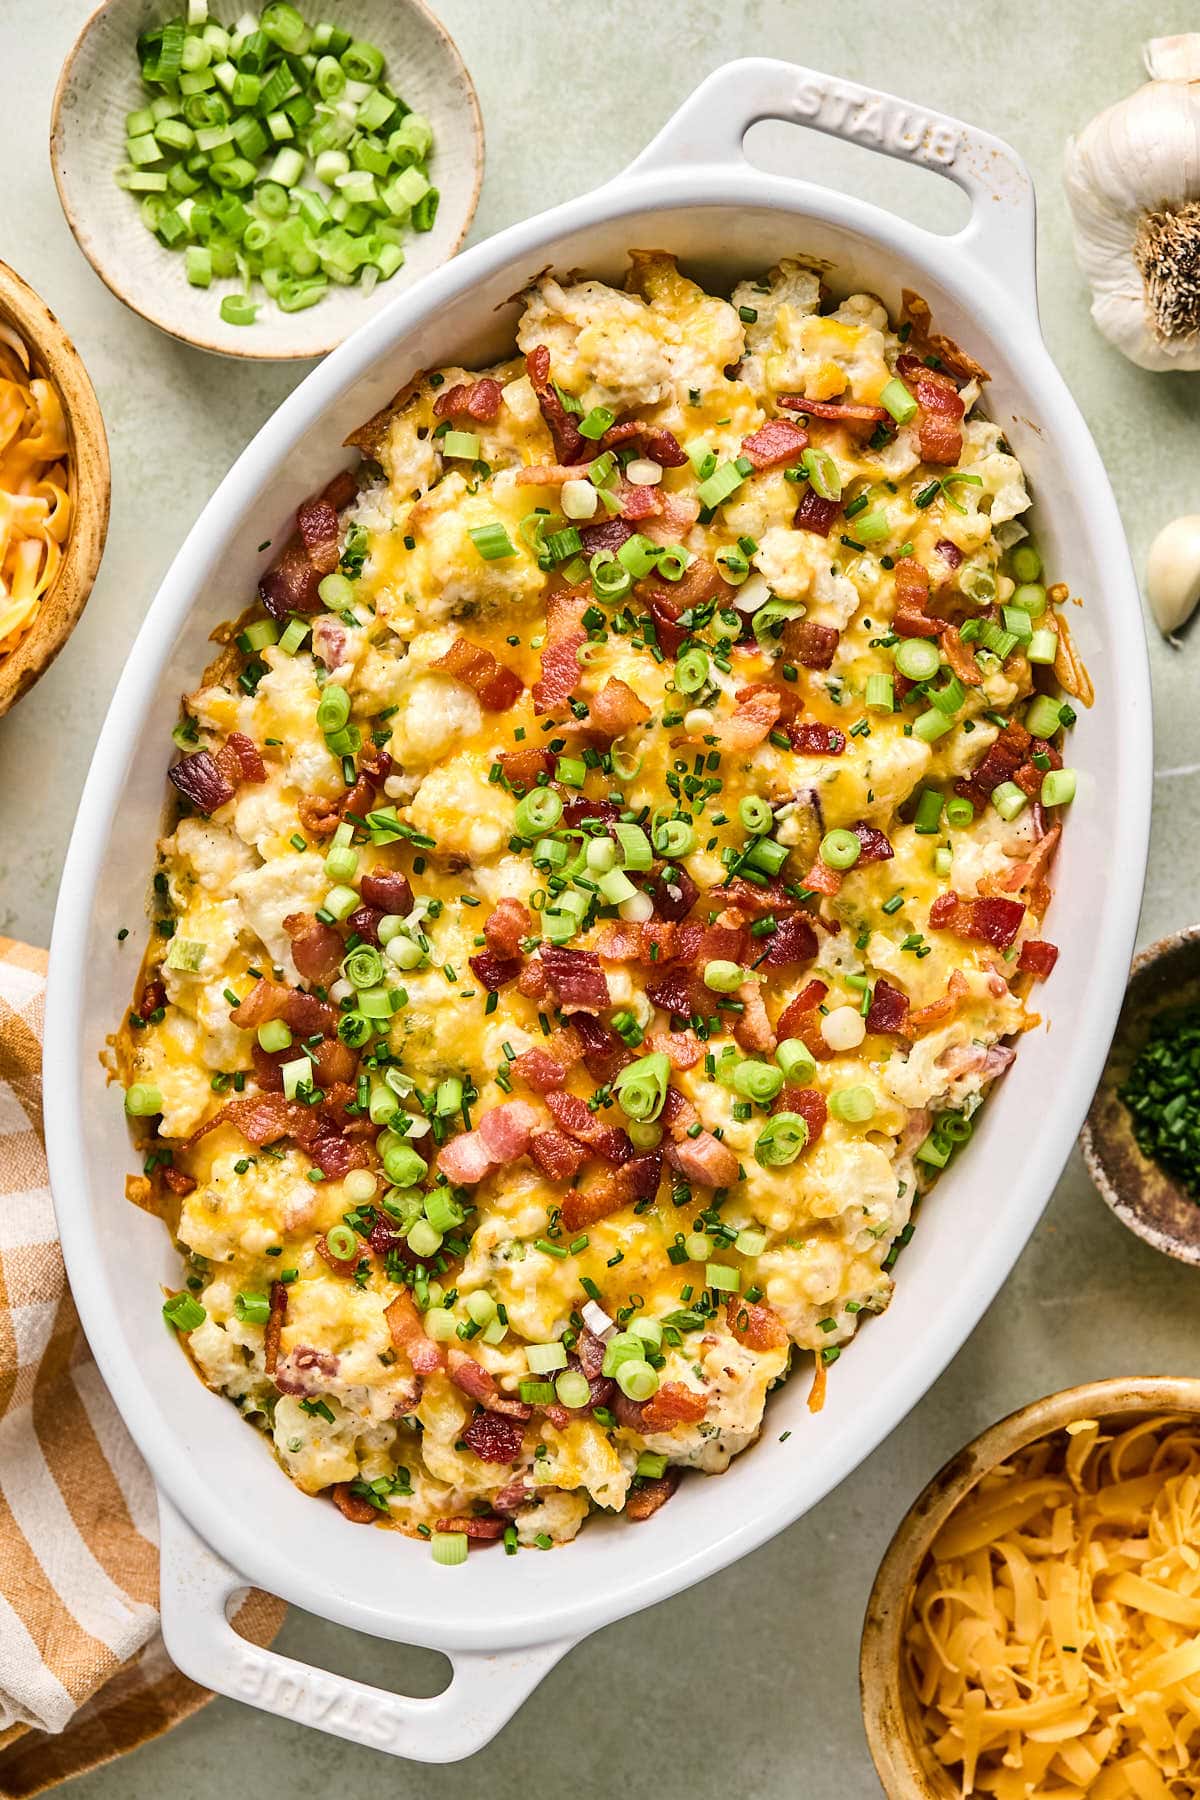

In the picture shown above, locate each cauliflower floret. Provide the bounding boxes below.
[164,818,257,905]
[517,275,673,412]
[231,853,328,979]
[273,1394,359,1492]
[380,470,545,633]
[961,419,1031,524]
[406,758,514,863]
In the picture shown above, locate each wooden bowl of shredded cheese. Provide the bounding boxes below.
[861,1378,1200,1798]
[0,259,109,717]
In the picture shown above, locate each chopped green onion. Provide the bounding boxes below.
[894,639,941,682]
[754,1112,809,1167]
[732,1059,784,1104]
[739,794,773,834]
[613,1052,671,1122]
[776,1038,816,1083]
[800,446,841,501]
[1025,694,1063,739]
[514,787,563,837]
[703,959,744,994]
[1041,768,1076,807]
[991,780,1028,822]
[820,828,861,871]
[163,1293,206,1330]
[865,672,894,713]
[469,523,517,561]
[125,1083,163,1116]
[1027,628,1058,665]
[431,1531,468,1566]
[879,377,917,424]
[829,1085,876,1124]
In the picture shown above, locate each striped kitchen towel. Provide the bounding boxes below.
[0,937,283,1797]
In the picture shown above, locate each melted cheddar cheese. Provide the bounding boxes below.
[121,254,1078,1551]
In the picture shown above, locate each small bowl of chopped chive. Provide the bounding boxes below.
[1082,925,1200,1265]
[49,0,483,360]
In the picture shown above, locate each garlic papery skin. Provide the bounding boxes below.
[1064,36,1200,370]
[1146,516,1200,638]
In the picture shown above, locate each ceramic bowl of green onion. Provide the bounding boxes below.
[1082,925,1200,1266]
[50,0,483,359]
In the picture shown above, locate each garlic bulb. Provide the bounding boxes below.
[1146,515,1200,637]
[1064,37,1200,370]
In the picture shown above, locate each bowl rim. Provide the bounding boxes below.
[0,259,111,718]
[859,1375,1200,1799]
[47,0,485,363]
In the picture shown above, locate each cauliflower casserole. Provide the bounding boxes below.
[118,254,1086,1556]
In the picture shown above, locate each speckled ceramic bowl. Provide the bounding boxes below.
[0,260,110,718]
[49,0,483,360]
[1081,926,1200,1264]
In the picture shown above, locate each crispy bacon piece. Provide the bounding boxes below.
[309,1131,369,1180]
[469,950,522,992]
[560,1151,662,1233]
[792,488,842,536]
[935,538,964,570]
[529,1128,589,1180]
[560,795,621,831]
[448,1347,533,1417]
[647,1030,704,1070]
[437,1100,540,1186]
[589,677,651,737]
[168,749,236,816]
[930,891,1025,951]
[992,825,1061,907]
[598,420,687,467]
[347,903,383,945]
[545,1090,632,1164]
[579,514,635,557]
[463,1412,526,1464]
[774,979,833,1060]
[615,477,662,521]
[512,1047,571,1095]
[854,823,894,864]
[726,1295,788,1351]
[537,944,610,1013]
[230,978,338,1037]
[642,1382,708,1430]
[789,721,846,756]
[733,979,776,1055]
[897,354,965,464]
[331,1483,378,1524]
[907,969,969,1035]
[526,345,586,463]
[436,1514,506,1540]
[774,1085,827,1151]
[954,720,1032,811]
[893,609,942,640]
[433,377,503,422]
[1018,939,1059,978]
[358,869,414,915]
[499,746,555,790]
[641,553,727,619]
[316,1228,362,1275]
[569,1011,633,1083]
[867,977,910,1035]
[712,685,781,753]
[940,625,983,687]
[161,1165,196,1197]
[626,1471,681,1520]
[646,964,701,1019]
[214,732,267,787]
[779,394,888,425]
[251,1035,355,1095]
[264,1280,288,1376]
[384,1290,446,1375]
[761,916,819,967]
[532,586,590,716]
[645,863,698,922]
[283,912,345,985]
[711,877,799,919]
[665,1129,740,1190]
[740,418,808,469]
[802,858,842,898]
[781,619,839,670]
[258,471,357,618]
[434,636,523,712]
[484,897,532,958]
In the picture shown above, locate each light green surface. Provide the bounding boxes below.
[1,1,1196,1792]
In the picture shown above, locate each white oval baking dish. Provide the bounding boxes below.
[44,58,1152,1763]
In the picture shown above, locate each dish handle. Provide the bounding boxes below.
[157,1496,575,1762]
[624,57,1038,316]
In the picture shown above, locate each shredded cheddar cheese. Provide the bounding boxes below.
[0,322,71,657]
[903,1414,1200,1797]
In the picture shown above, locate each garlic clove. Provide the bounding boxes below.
[1146,515,1200,637]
